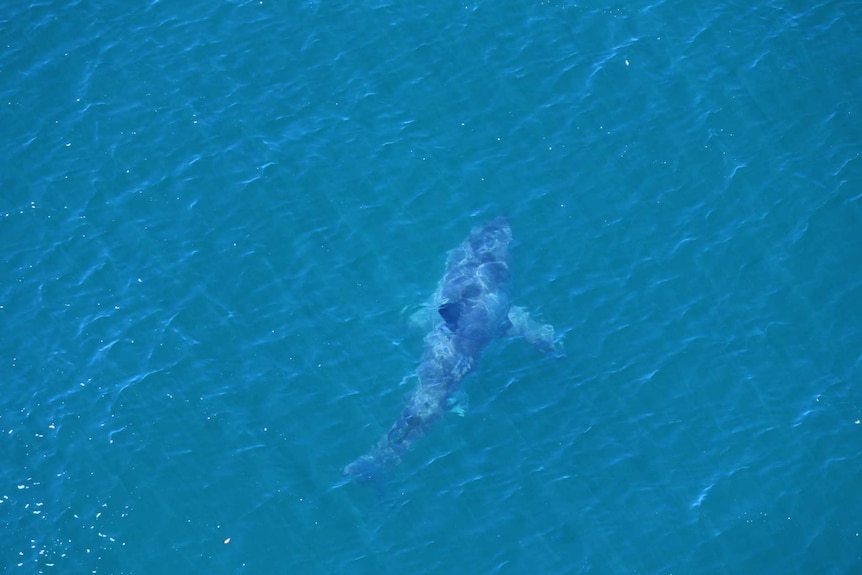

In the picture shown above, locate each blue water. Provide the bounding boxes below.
[2,1,860,573]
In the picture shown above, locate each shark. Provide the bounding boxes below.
[343,216,563,483]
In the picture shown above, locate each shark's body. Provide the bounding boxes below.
[343,217,562,483]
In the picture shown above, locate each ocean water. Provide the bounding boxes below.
[1,0,860,573]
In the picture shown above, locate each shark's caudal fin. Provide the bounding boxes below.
[340,455,389,497]
[342,454,386,485]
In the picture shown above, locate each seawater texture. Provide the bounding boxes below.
[1,0,860,573]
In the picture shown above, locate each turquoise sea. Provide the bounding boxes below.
[2,1,860,573]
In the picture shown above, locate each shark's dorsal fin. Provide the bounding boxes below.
[438,302,461,330]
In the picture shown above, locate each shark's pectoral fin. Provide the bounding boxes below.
[446,390,469,417]
[507,305,565,357]
[405,304,433,331]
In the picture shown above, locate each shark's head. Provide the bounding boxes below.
[469,216,512,263]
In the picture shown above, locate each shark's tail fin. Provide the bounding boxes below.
[343,454,383,482]
[342,453,391,496]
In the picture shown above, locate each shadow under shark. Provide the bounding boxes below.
[343,216,563,484]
